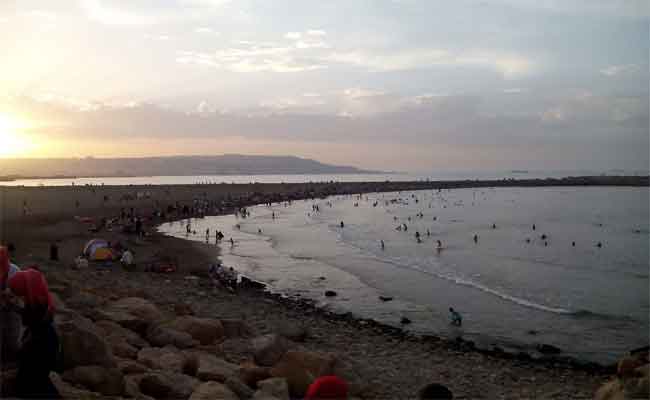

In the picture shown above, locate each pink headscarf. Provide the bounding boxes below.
[8,268,55,313]
[305,376,349,400]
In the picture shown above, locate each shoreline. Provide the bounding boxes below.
[157,195,627,373]
[2,179,635,397]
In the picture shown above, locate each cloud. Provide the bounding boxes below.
[324,49,533,77]
[600,64,639,76]
[284,32,302,39]
[5,90,647,170]
[176,35,330,72]
[80,0,158,25]
[306,29,326,36]
[502,88,527,94]
[194,27,219,34]
[145,34,171,41]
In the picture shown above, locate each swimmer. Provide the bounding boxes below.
[426,229,431,237]
[380,240,385,250]
[492,223,496,229]
[230,238,235,246]
[473,234,478,243]
[596,242,602,248]
[541,234,547,240]
[532,224,536,231]
[572,241,576,247]
[544,241,548,247]
[525,238,531,243]
[415,231,421,239]
[449,307,462,326]
[258,228,262,234]
[417,237,422,244]
[340,221,345,228]
[436,240,442,249]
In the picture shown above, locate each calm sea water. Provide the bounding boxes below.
[159,187,649,364]
[0,169,640,186]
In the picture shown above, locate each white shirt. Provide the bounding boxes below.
[121,251,134,265]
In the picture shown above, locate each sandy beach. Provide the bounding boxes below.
[2,178,647,399]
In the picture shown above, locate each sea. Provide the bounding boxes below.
[159,185,650,365]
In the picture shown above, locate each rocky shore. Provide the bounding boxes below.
[1,179,647,399]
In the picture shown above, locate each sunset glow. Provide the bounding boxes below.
[0,114,33,157]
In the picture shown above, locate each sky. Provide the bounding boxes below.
[0,0,648,172]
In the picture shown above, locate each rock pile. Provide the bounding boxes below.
[3,284,368,400]
[595,347,649,400]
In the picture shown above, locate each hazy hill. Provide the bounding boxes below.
[0,155,377,178]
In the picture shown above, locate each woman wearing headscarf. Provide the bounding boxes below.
[0,246,21,364]
[7,267,61,398]
[304,375,349,400]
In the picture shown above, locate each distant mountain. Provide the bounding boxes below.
[0,155,379,178]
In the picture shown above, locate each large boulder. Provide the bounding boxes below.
[221,338,254,364]
[118,359,149,375]
[221,319,255,338]
[101,297,164,334]
[618,356,646,379]
[146,323,197,349]
[256,377,290,400]
[137,346,193,374]
[58,320,116,369]
[66,292,105,317]
[50,372,103,399]
[190,381,239,400]
[106,335,139,359]
[188,351,240,382]
[95,320,149,348]
[139,372,200,400]
[252,334,291,367]
[239,362,272,387]
[270,351,336,397]
[225,376,255,400]
[277,323,309,342]
[595,364,649,400]
[164,316,225,345]
[62,365,124,396]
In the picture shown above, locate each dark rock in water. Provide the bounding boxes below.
[400,317,411,324]
[537,343,562,355]
[324,290,337,297]
[239,276,266,291]
[630,345,650,356]
[418,383,453,400]
[379,296,393,302]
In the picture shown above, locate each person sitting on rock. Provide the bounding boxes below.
[305,375,348,400]
[6,268,61,398]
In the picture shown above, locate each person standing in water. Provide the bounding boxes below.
[380,240,385,250]
[449,307,462,326]
[473,234,478,243]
